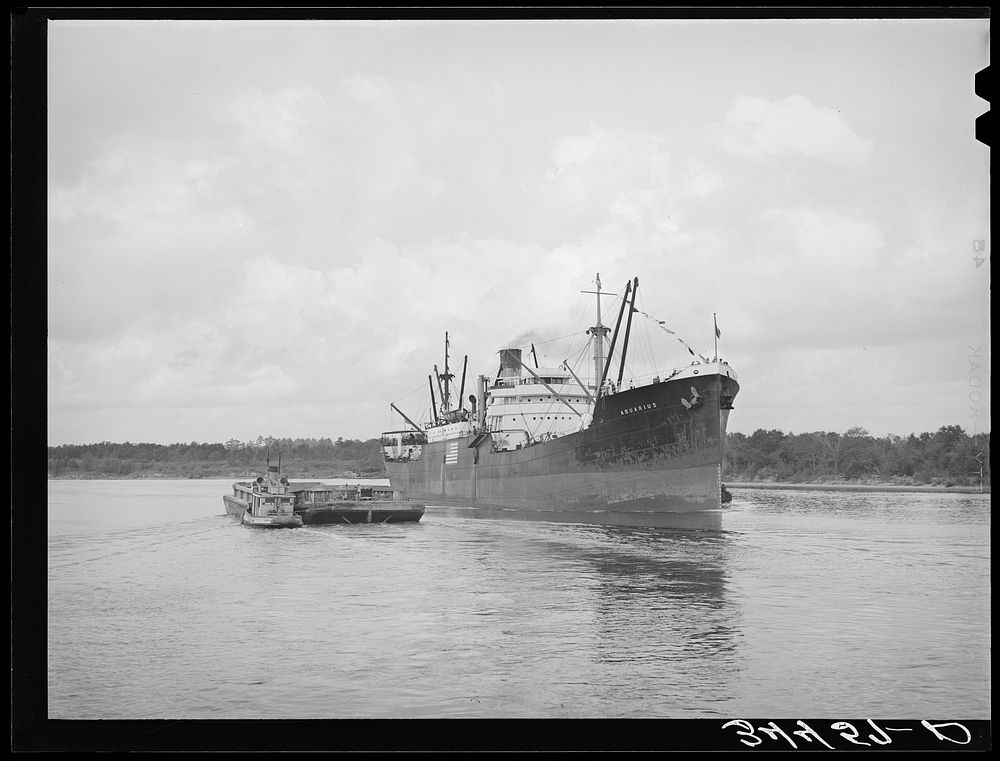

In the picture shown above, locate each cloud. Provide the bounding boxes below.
[716,94,873,167]
[551,130,601,170]
[731,338,985,436]
[47,145,257,342]
[225,81,447,253]
[539,125,725,251]
[545,125,671,212]
[730,206,894,349]
[46,77,455,346]
[340,73,395,108]
[680,157,724,198]
[232,87,331,156]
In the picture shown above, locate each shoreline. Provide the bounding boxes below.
[727,481,989,495]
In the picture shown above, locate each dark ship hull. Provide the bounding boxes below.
[385,370,738,529]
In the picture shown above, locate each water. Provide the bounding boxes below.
[47,479,990,719]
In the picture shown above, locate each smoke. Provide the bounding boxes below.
[505,330,546,349]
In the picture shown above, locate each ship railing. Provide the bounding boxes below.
[380,430,428,446]
[623,359,728,387]
[489,428,533,452]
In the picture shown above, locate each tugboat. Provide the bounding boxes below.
[223,451,303,529]
[381,274,740,530]
[224,455,423,527]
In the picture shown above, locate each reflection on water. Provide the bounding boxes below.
[529,525,740,710]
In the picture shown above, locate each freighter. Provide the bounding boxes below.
[381,275,739,529]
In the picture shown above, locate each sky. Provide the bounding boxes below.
[45,16,990,446]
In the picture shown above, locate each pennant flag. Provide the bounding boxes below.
[714,315,721,339]
[638,308,699,358]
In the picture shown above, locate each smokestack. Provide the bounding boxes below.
[499,348,522,378]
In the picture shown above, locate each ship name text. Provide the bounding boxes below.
[620,402,657,416]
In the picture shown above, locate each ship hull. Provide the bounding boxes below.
[386,371,738,529]
[241,510,303,529]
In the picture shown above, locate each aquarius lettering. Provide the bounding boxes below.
[619,402,657,416]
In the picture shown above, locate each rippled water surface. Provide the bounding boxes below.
[47,480,990,719]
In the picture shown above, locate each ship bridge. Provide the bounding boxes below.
[486,357,595,451]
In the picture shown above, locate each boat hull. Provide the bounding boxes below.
[241,510,303,529]
[296,501,425,525]
[223,494,248,517]
[386,371,738,529]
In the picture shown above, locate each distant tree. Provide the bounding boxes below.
[838,427,874,480]
[723,431,748,475]
[815,431,842,478]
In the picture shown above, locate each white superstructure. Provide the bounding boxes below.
[485,364,594,449]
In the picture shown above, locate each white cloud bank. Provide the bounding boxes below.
[716,94,874,167]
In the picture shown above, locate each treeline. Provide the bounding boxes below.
[47,426,991,485]
[725,425,990,486]
[47,436,385,478]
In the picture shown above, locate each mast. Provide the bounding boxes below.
[582,273,613,389]
[433,364,446,413]
[428,375,439,424]
[617,277,639,387]
[458,355,468,411]
[598,279,632,397]
[714,313,719,361]
[440,332,454,411]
